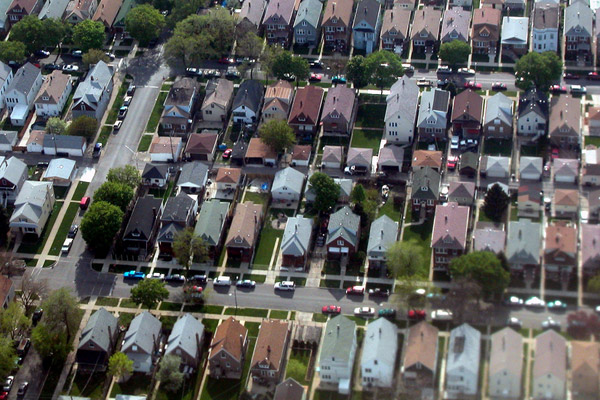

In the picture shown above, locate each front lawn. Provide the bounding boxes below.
[354,104,386,129]
[96,297,119,307]
[18,201,63,254]
[145,91,168,133]
[97,126,112,146]
[319,279,340,288]
[286,349,312,385]
[483,138,512,156]
[106,81,129,125]
[159,301,182,311]
[72,181,89,201]
[253,224,283,267]
[350,129,382,155]
[223,307,268,318]
[137,134,153,152]
[182,303,224,314]
[312,313,329,322]
[268,309,289,319]
[48,202,80,255]
[241,273,266,283]
[245,321,260,338]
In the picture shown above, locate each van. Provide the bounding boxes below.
[80,196,91,210]
[16,338,30,357]
[570,85,587,95]
[213,276,232,286]
[274,281,295,291]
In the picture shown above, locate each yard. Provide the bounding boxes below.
[48,202,80,256]
[223,307,268,318]
[137,134,153,152]
[72,181,89,201]
[379,198,403,222]
[182,303,224,314]
[354,104,386,129]
[68,372,106,400]
[268,309,289,319]
[110,373,151,397]
[95,297,119,307]
[585,136,600,147]
[146,91,168,133]
[285,349,312,385]
[350,129,382,155]
[148,180,174,203]
[242,191,268,205]
[483,138,512,157]
[253,223,283,268]
[401,208,433,278]
[18,201,64,254]
[97,126,112,146]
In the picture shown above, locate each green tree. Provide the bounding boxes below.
[438,40,471,70]
[18,275,47,316]
[32,324,71,359]
[290,56,309,84]
[385,240,425,279]
[365,51,404,96]
[449,251,510,298]
[107,165,141,189]
[66,115,98,142]
[346,55,370,89]
[93,181,134,211]
[45,117,67,135]
[126,4,165,47]
[515,51,563,90]
[167,0,205,29]
[270,50,295,80]
[0,41,26,64]
[588,274,600,294]
[164,34,199,67]
[258,120,296,153]
[10,16,67,53]
[261,44,285,83]
[82,48,109,66]
[0,337,17,377]
[108,352,134,381]
[236,32,263,79]
[0,301,30,340]
[172,227,208,270]
[40,288,81,343]
[130,279,169,309]
[483,183,509,222]
[72,19,106,52]
[309,173,340,213]
[350,184,366,204]
[157,354,184,392]
[80,201,124,254]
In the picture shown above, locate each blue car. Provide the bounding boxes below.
[332,75,347,84]
[124,271,145,280]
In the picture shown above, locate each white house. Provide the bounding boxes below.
[367,215,398,269]
[532,2,559,52]
[533,330,566,400]
[271,167,305,205]
[385,76,419,144]
[553,158,579,183]
[489,328,523,398]
[352,0,381,54]
[445,324,480,398]
[517,89,548,138]
[360,317,397,388]
[122,311,162,373]
[41,158,76,186]
[318,315,357,394]
[232,80,263,124]
[0,156,27,205]
[34,70,72,117]
[149,136,183,163]
[4,63,43,126]
[0,62,13,108]
[43,134,86,157]
[322,146,344,169]
[0,131,17,152]
[9,181,55,237]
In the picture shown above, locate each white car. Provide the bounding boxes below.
[213,276,232,286]
[147,272,165,280]
[458,68,475,75]
[525,296,546,308]
[437,65,452,74]
[353,307,375,317]
[506,317,522,329]
[274,281,295,291]
[61,238,73,254]
[63,64,79,72]
[450,136,459,150]
[570,85,587,95]
[431,309,453,321]
[541,317,561,330]
[581,210,589,224]
[505,296,523,306]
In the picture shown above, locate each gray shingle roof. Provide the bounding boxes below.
[347,147,373,168]
[38,0,70,19]
[0,156,25,185]
[353,0,380,29]
[386,76,419,124]
[565,1,592,36]
[412,167,441,200]
[473,226,506,253]
[123,195,162,240]
[533,330,566,380]
[157,222,183,244]
[518,88,548,119]
[43,134,85,150]
[11,181,52,223]
[272,167,305,195]
[447,323,481,375]
[78,307,118,352]
[142,163,170,180]
[378,145,404,167]
[165,313,204,359]
[507,218,541,265]
[123,311,162,355]
[177,162,208,189]
[501,16,529,44]
[232,80,263,112]
[43,158,76,180]
[194,200,230,246]
[361,317,397,367]
[162,192,194,224]
[294,0,322,28]
[320,315,356,364]
[367,215,398,256]
[485,92,513,126]
[239,0,266,28]
[519,156,543,176]
[489,327,523,378]
[0,62,11,86]
[326,206,360,247]
[441,7,471,42]
[281,215,313,257]
[73,61,113,109]
[6,63,39,97]
[418,89,450,129]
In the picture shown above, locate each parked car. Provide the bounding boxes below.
[71,50,83,58]
[204,70,219,78]
[437,79,449,89]
[407,309,426,320]
[16,339,30,357]
[127,85,136,96]
[437,65,452,74]
[189,274,207,284]
[123,96,132,106]
[450,136,459,150]
[113,120,122,131]
[146,272,165,280]
[563,72,580,80]
[118,106,128,119]
[218,57,235,65]
[2,377,13,393]
[61,238,73,254]
[44,63,61,71]
[274,281,295,291]
[236,280,256,288]
[31,309,43,326]
[551,148,559,159]
[0,391,7,400]
[541,317,561,330]
[465,81,482,90]
[105,52,116,60]
[504,296,523,306]
[431,309,453,321]
[282,73,296,82]
[506,317,522,329]
[331,75,347,84]
[378,308,396,318]
[184,285,203,295]
[16,382,28,399]
[368,288,389,297]
[165,274,186,283]
[67,224,78,238]
[213,276,232,286]
[547,300,567,310]
[402,63,414,73]
[491,82,507,91]
[309,73,322,82]
[222,148,233,159]
[186,68,203,77]
[309,60,324,69]
[322,305,341,314]
[525,296,545,308]
[92,142,102,158]
[354,307,375,317]
[588,72,600,81]
[458,68,475,75]
[447,156,458,170]
[225,67,240,79]
[570,85,587,95]
[550,84,568,94]
[346,285,365,295]
[123,271,145,280]
[62,64,79,72]
[416,79,432,87]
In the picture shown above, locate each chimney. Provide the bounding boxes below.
[332,2,335,12]
[152,207,157,218]
[300,100,303,108]
[364,6,367,14]
[248,1,251,8]
[267,345,271,354]
[502,336,505,351]
[391,11,393,19]
[255,215,258,225]
[381,229,384,238]
[240,334,244,349]
[379,327,382,337]
[421,331,424,341]
[336,324,340,336]
[445,215,448,223]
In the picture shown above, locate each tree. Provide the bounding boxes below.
[290,56,309,84]
[93,181,134,211]
[483,184,509,222]
[438,40,471,70]
[66,115,98,142]
[386,240,425,279]
[164,34,199,67]
[588,273,600,294]
[108,352,134,381]
[82,48,109,66]
[258,120,296,153]
[515,51,562,91]
[80,201,124,254]
[130,279,169,309]
[173,228,208,270]
[126,4,165,47]
[45,117,67,135]
[309,173,340,213]
[107,165,141,189]
[449,251,510,299]
[269,50,295,80]
[0,302,30,340]
[10,16,67,53]
[157,354,184,392]
[346,55,370,89]
[40,288,81,343]
[167,0,206,29]
[350,184,366,204]
[0,337,17,378]
[72,19,106,52]
[31,323,71,360]
[236,32,262,73]
[0,41,26,64]
[365,51,404,96]
[261,44,285,83]
[353,188,378,224]
[567,311,600,340]
[19,274,48,316]
[445,277,482,324]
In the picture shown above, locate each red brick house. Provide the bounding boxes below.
[250,320,291,383]
[288,85,324,142]
[326,206,360,260]
[431,202,470,271]
[7,0,42,28]
[280,216,313,269]
[322,0,354,52]
[225,202,263,263]
[208,317,248,379]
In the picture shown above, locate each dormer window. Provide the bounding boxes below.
[298,117,306,122]
[332,17,337,24]
[420,32,428,38]
[480,31,489,37]
[42,96,49,101]
[131,232,140,237]
[421,186,428,191]
[450,32,458,39]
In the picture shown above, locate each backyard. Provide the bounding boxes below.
[483,139,512,157]
[354,104,386,128]
[350,129,382,155]
[286,349,312,385]
[401,208,433,277]
[253,222,283,268]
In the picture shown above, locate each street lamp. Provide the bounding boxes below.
[124,145,138,170]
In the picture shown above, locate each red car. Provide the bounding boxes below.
[551,148,559,159]
[407,309,426,320]
[218,57,234,65]
[185,285,203,294]
[464,81,482,89]
[322,305,341,314]
[447,156,458,170]
[346,285,365,295]
[0,392,7,400]
[222,148,233,159]
[588,72,600,80]
[309,73,322,82]
[550,85,567,94]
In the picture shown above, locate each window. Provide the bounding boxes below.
[326,26,334,33]
[365,368,372,373]
[326,34,333,40]
[205,110,212,115]
[302,21,307,26]
[337,240,345,245]
[337,27,344,32]
[180,124,186,130]
[42,96,49,101]
[226,362,230,367]
[221,352,226,358]
[332,18,337,23]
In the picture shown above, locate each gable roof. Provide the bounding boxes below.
[326,206,360,247]
[549,94,580,135]
[93,0,123,27]
[347,147,372,167]
[452,89,483,123]
[381,6,411,39]
[533,330,566,380]
[233,80,263,112]
[473,7,501,28]
[489,328,522,377]
[418,89,450,129]
[485,92,513,127]
[185,133,218,156]
[263,0,295,24]
[367,215,398,255]
[165,314,204,359]
[447,323,481,375]
[123,195,162,240]
[43,134,85,150]
[203,78,233,109]
[553,188,579,207]
[554,158,579,177]
[216,167,242,184]
[0,156,26,185]
[73,61,113,108]
[411,7,442,39]
[281,215,313,257]
[404,321,438,371]
[412,167,441,199]
[482,155,510,174]
[533,2,559,29]
[572,340,600,380]
[161,192,194,224]
[441,7,471,41]
[226,202,263,248]
[273,167,304,194]
[239,0,266,27]
[501,16,529,43]
[288,85,324,124]
[518,182,542,204]
[274,378,305,400]
[431,202,469,249]
[353,0,380,29]
[378,145,404,167]
[177,161,208,188]
[362,317,397,366]
[565,1,592,36]
[35,71,70,105]
[291,144,311,161]
[323,0,353,26]
[11,181,52,223]
[322,145,343,163]
[6,63,39,97]
[8,0,38,14]
[38,0,70,19]
[165,77,198,107]
[194,200,229,246]
[582,223,600,268]
[413,150,443,169]
[123,311,161,354]
[294,0,321,28]
[473,224,506,253]
[142,163,170,180]
[320,315,356,363]
[246,137,278,160]
[519,156,543,176]
[322,85,355,121]
[264,80,293,104]
[78,307,118,352]
[518,88,548,118]
[460,151,479,170]
[211,317,247,361]
[251,320,289,371]
[385,76,419,123]
[506,219,541,264]
[545,223,577,253]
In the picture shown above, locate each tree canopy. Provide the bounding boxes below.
[567,311,600,340]
[66,115,98,142]
[308,173,340,213]
[107,165,141,189]
[268,50,309,82]
[449,251,510,298]
[108,352,134,380]
[0,301,30,340]
[483,184,509,222]
[126,4,165,47]
[93,181,134,211]
[72,19,106,52]
[82,49,110,66]
[10,16,68,53]
[364,51,404,95]
[157,354,184,392]
[438,40,471,69]
[166,0,206,29]
[0,41,26,64]
[259,120,296,153]
[46,117,67,135]
[386,240,425,279]
[173,228,208,270]
[0,337,17,378]
[515,51,562,90]
[80,201,124,254]
[130,279,169,309]
[346,55,370,89]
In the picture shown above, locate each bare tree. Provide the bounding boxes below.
[0,252,25,278]
[19,274,48,316]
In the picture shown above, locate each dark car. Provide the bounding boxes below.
[310,60,324,69]
[165,274,186,283]
[378,308,396,318]
[492,82,507,91]
[32,309,43,326]
[189,274,208,284]
[127,85,136,96]
[564,72,580,80]
[16,339,30,357]
[35,49,50,57]
[67,224,78,238]
[368,288,390,297]
[236,280,256,288]
[437,79,449,89]
[16,382,27,399]
[44,63,61,71]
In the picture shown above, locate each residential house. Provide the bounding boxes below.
[38,0,70,19]
[321,145,343,169]
[321,85,356,136]
[532,2,559,52]
[553,158,579,183]
[288,85,324,141]
[395,0,417,9]
[294,0,322,45]
[459,151,478,177]
[317,315,357,394]
[361,318,397,388]
[553,189,579,216]
[380,6,411,53]
[92,0,123,29]
[274,379,305,400]
[34,71,72,117]
[0,156,27,205]
[225,202,263,262]
[532,330,566,400]
[64,0,97,23]
[122,195,163,258]
[346,147,372,171]
[9,181,55,237]
[352,0,381,54]
[160,77,200,137]
[517,88,548,138]
[326,206,360,259]
[149,136,183,163]
[449,0,472,9]
[473,222,506,254]
[412,150,442,172]
[445,324,480,398]
[431,202,469,271]
[245,137,277,165]
[6,0,42,28]
[43,134,86,157]
[583,163,600,186]
[0,276,13,309]
[184,133,218,162]
[236,0,266,35]
[481,155,510,179]
[4,63,42,126]
[484,92,513,139]
[0,62,12,110]
[112,0,134,32]
[549,94,581,150]
[518,182,542,217]
[261,0,295,47]
[367,215,398,270]
[571,341,600,398]
[402,322,438,389]
[250,320,291,383]
[26,130,44,153]
[215,167,242,196]
[448,181,475,206]
[261,80,294,123]
[501,17,529,58]
[41,158,76,186]
[122,311,162,373]
[589,189,600,218]
[72,61,114,121]
[506,219,541,274]
[488,328,523,399]
[411,167,441,215]
[272,167,304,206]
[201,78,233,123]
[417,88,450,142]
[411,7,442,54]
[544,222,577,280]
[157,193,197,257]
[384,76,419,144]
[0,0,13,35]
[322,0,354,52]
[582,224,600,275]
[472,8,502,56]
[76,308,118,371]
[451,89,483,138]
[164,314,204,368]
[142,164,170,188]
[208,317,248,379]
[194,200,230,260]
[177,161,208,195]
[232,80,263,124]
[519,156,543,180]
[565,1,593,64]
[290,144,312,167]
[441,7,470,43]
[377,145,404,172]
[588,106,600,136]
[0,131,16,152]
[281,215,313,269]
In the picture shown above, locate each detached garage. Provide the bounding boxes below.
[43,134,86,157]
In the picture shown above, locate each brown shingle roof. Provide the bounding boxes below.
[322,145,343,163]
[411,7,442,40]
[412,150,443,169]
[572,341,600,377]
[9,0,38,13]
[216,167,241,184]
[533,2,559,29]
[226,201,263,248]
[518,182,542,204]
[35,71,70,105]
[589,106,600,121]
[288,85,324,124]
[403,321,438,371]
[553,189,579,207]
[451,89,483,123]
[204,78,233,109]
[165,77,198,106]
[250,320,289,371]
[549,95,580,136]
[431,202,470,250]
[545,223,577,253]
[93,0,123,27]
[265,80,293,104]
[274,378,305,400]
[246,138,278,160]
[0,276,12,306]
[489,327,523,377]
[322,85,356,121]
[533,330,566,380]
[291,144,311,161]
[323,0,354,26]
[185,133,218,156]
[381,6,411,39]
[210,317,248,361]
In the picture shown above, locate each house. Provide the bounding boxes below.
[451,89,483,138]
[553,189,579,216]
[441,7,470,43]
[0,156,27,205]
[395,0,416,9]
[43,134,86,157]
[549,95,581,150]
[321,85,356,137]
[232,80,263,124]
[164,314,204,368]
[0,62,12,108]
[352,0,381,54]
[517,88,548,138]
[321,146,343,169]
[294,0,322,45]
[417,88,450,142]
[0,0,13,35]
[76,308,118,371]
[519,156,543,181]
[225,201,263,262]
[385,76,419,144]
[448,181,475,206]
[346,147,372,171]
[481,156,510,179]
[588,106,600,136]
[445,324,480,398]
[274,378,305,400]
[245,137,277,165]
[272,167,304,205]
[0,276,14,309]
[472,8,502,56]
[449,0,472,9]
[194,200,230,260]
[459,151,478,177]
[571,341,600,398]
[290,144,311,167]
[380,6,411,53]
[367,215,398,270]
[553,158,579,183]
[431,202,469,271]
[261,80,294,123]
[4,63,42,126]
[473,223,505,254]
[533,330,566,400]
[41,158,76,186]
[208,317,248,379]
[322,0,354,52]
[517,182,542,217]
[361,317,397,389]
[201,78,233,123]
[483,93,512,139]
[501,17,529,58]
[149,136,182,163]
[160,77,200,137]
[92,0,123,29]
[288,85,324,141]
[565,1,593,64]
[6,0,42,28]
[412,150,442,171]
[250,320,291,383]
[177,162,208,195]
[122,195,163,258]
[157,193,197,256]
[215,167,242,194]
[72,61,114,121]
[411,7,442,54]
[9,181,55,237]
[0,131,16,151]
[411,167,441,215]
[402,322,438,389]
[583,163,600,186]
[317,315,357,394]
[506,219,541,274]
[38,0,70,19]
[112,0,134,32]
[544,222,577,280]
[532,2,559,52]
[590,189,600,219]
[236,0,266,35]
[582,224,600,275]
[34,71,72,118]
[184,133,218,162]
[64,0,97,23]
[488,328,522,399]
[122,311,162,373]
[281,215,313,269]
[142,163,170,188]
[326,206,360,259]
[377,145,404,173]
[262,0,295,46]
